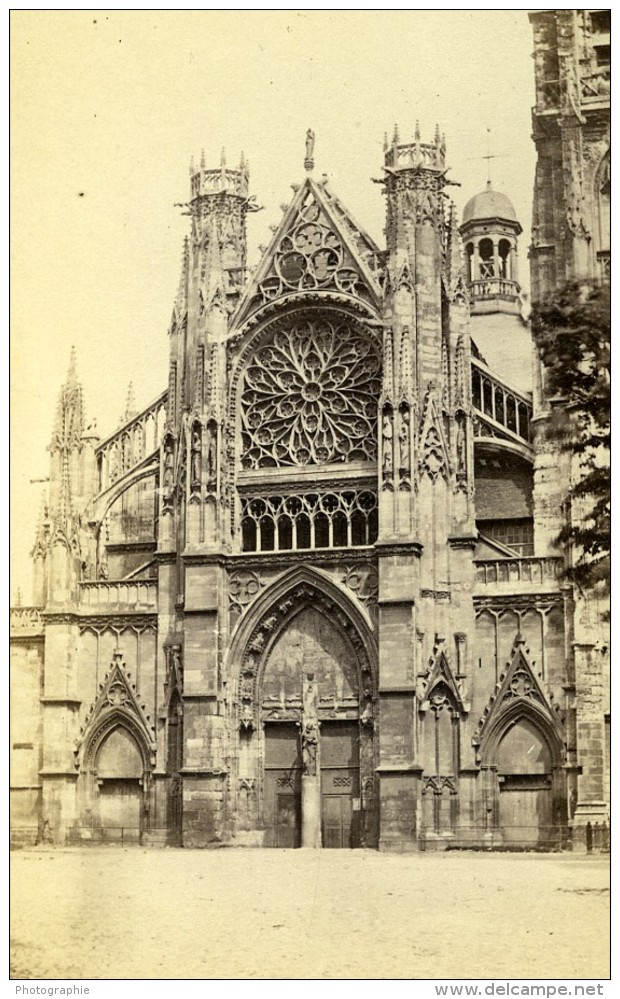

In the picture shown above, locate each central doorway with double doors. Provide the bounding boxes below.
[263,720,361,848]
[235,582,377,849]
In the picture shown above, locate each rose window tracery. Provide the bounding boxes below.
[241,315,381,468]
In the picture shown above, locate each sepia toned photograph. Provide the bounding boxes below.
[10,9,610,982]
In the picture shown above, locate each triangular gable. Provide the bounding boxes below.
[472,635,564,752]
[233,175,382,326]
[419,650,467,714]
[419,384,450,481]
[76,651,156,764]
[320,182,382,268]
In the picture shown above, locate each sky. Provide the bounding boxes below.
[11,10,538,598]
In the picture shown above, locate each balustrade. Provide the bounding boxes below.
[474,557,562,591]
[79,580,157,609]
[384,140,445,172]
[10,606,43,635]
[469,278,520,300]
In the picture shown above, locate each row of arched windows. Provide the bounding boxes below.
[240,490,379,553]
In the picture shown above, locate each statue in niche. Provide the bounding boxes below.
[398,413,410,469]
[162,440,175,503]
[301,721,319,776]
[456,417,466,475]
[190,426,201,488]
[360,688,374,728]
[382,414,393,476]
[239,704,254,732]
[206,426,217,488]
[169,644,183,690]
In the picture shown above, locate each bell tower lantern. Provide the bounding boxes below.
[460,182,522,316]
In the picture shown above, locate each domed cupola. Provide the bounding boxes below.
[460,181,523,316]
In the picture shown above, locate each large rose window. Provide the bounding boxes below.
[240,316,380,468]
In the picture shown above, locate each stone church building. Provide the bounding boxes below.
[11,10,609,850]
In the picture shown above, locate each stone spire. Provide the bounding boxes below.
[50,348,84,453]
[121,382,137,423]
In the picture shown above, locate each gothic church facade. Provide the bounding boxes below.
[11,10,609,851]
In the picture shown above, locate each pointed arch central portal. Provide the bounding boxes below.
[229,567,378,848]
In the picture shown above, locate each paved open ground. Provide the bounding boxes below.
[10,848,609,980]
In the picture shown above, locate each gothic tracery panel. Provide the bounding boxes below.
[259,194,366,301]
[240,314,381,469]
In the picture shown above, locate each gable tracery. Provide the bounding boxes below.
[257,190,374,304]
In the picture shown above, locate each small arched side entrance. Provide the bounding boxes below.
[476,638,566,849]
[76,652,156,844]
[96,725,145,841]
[496,715,556,846]
[229,568,378,849]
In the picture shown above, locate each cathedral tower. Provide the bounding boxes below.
[529,8,610,844]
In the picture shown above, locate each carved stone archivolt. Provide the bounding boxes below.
[235,580,375,731]
[473,635,565,761]
[240,312,381,468]
[75,650,157,770]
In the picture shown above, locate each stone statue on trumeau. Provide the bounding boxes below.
[301,721,318,776]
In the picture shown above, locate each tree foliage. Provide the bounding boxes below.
[531,281,610,591]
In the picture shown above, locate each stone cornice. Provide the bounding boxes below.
[40,697,81,707]
[376,764,424,775]
[473,593,562,611]
[180,767,228,777]
[39,769,79,779]
[78,615,157,631]
[41,610,80,623]
[182,547,377,569]
[448,534,478,550]
[9,634,45,646]
[374,540,424,557]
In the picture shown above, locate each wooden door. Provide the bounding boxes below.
[497,719,554,847]
[320,722,360,849]
[264,723,301,848]
[99,779,142,842]
[499,776,553,847]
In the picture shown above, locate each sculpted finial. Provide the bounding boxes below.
[304,129,315,172]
